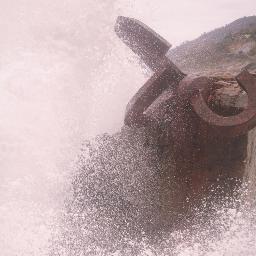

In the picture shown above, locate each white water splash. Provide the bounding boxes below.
[0,1,256,255]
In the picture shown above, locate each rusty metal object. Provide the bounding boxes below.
[124,64,182,126]
[113,16,256,224]
[180,71,256,137]
[115,16,185,127]
[115,16,256,138]
[115,16,176,72]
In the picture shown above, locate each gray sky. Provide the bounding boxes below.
[117,0,256,46]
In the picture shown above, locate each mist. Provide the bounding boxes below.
[0,0,255,255]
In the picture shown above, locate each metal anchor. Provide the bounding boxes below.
[115,16,256,137]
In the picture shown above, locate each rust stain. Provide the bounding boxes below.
[115,16,256,209]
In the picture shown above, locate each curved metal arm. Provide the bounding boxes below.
[189,70,256,137]
[116,16,256,136]
[124,61,185,127]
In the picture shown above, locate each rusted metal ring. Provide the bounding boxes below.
[190,70,256,137]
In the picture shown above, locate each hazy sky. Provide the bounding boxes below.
[117,0,256,46]
[0,2,255,254]
[0,0,254,47]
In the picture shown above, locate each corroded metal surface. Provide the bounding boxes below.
[124,63,184,126]
[115,16,256,138]
[190,70,256,137]
[115,16,173,72]
[115,16,256,210]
